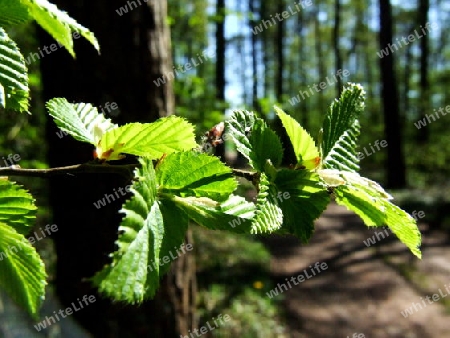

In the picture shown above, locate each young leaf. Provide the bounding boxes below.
[334,173,421,258]
[97,117,197,161]
[0,179,36,235]
[274,169,330,242]
[226,110,283,172]
[157,200,189,277]
[93,158,167,302]
[274,106,320,170]
[172,194,255,234]
[322,119,360,172]
[0,28,29,112]
[251,173,283,234]
[20,0,100,56]
[0,1,31,27]
[0,222,46,317]
[46,98,118,145]
[321,83,365,171]
[156,152,236,202]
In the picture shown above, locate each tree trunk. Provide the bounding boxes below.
[275,0,284,101]
[314,6,326,114]
[40,0,194,336]
[333,0,343,96]
[417,0,430,143]
[378,0,406,188]
[249,0,260,111]
[215,0,226,158]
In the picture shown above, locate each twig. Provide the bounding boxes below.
[0,163,259,182]
[232,168,259,182]
[0,163,139,178]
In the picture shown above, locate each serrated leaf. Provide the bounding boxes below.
[274,106,320,170]
[93,158,160,302]
[251,173,283,234]
[156,152,236,202]
[172,194,255,233]
[226,110,283,172]
[46,98,118,145]
[334,173,421,258]
[21,0,100,56]
[0,222,46,317]
[0,28,29,112]
[274,169,330,242]
[93,158,189,302]
[322,119,360,172]
[0,1,32,27]
[97,117,197,161]
[321,83,365,171]
[157,200,189,277]
[0,179,36,235]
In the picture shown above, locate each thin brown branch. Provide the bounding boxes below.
[0,163,259,182]
[0,163,140,178]
[232,168,259,182]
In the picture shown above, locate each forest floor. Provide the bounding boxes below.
[263,203,450,338]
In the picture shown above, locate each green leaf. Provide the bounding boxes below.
[21,0,100,56]
[0,222,46,317]
[157,200,189,277]
[0,1,31,27]
[0,28,29,112]
[97,117,197,161]
[172,194,255,233]
[274,169,329,242]
[157,152,236,202]
[0,179,36,235]
[321,83,365,171]
[93,158,190,302]
[251,173,283,234]
[322,119,360,172]
[274,106,320,170]
[334,172,421,258]
[46,98,118,145]
[226,110,283,172]
[93,158,162,302]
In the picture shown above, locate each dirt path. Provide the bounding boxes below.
[263,203,450,338]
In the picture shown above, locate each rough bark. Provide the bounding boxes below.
[40,0,194,336]
[378,0,406,188]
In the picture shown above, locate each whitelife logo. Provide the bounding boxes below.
[228,191,291,228]
[251,0,312,35]
[34,295,96,331]
[266,261,328,298]
[180,314,231,338]
[401,283,450,318]
[363,211,425,247]
[0,224,58,261]
[288,69,350,106]
[377,22,436,58]
[413,103,450,130]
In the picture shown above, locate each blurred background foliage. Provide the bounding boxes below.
[1,0,450,335]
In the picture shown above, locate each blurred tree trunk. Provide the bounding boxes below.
[275,0,284,101]
[215,0,226,158]
[215,0,225,104]
[314,6,326,114]
[378,0,406,188]
[333,0,343,96]
[40,0,194,336]
[249,0,260,111]
[417,0,430,143]
[297,9,308,129]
